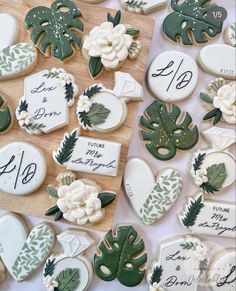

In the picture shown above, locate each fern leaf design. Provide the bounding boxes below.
[182,195,205,228]
[150,265,163,285]
[18,99,28,114]
[83,85,102,98]
[180,242,195,250]
[193,153,206,172]
[65,82,74,102]
[55,129,78,165]
[44,258,56,277]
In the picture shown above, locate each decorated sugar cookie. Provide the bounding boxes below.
[0,142,47,195]
[16,68,78,135]
[0,13,18,50]
[179,193,235,238]
[147,51,199,102]
[224,23,236,47]
[45,171,116,225]
[43,229,94,291]
[140,100,199,161]
[0,258,6,283]
[53,128,121,176]
[0,212,55,282]
[190,127,236,195]
[0,95,13,135]
[208,249,236,291]
[198,44,236,80]
[25,0,84,62]
[121,0,167,15]
[147,235,208,291]
[77,72,143,132]
[94,225,147,287]
[0,43,37,81]
[82,10,141,78]
[200,78,236,125]
[124,157,183,225]
[163,0,226,45]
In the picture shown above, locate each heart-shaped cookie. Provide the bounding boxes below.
[0,212,55,282]
[0,13,18,50]
[124,157,183,225]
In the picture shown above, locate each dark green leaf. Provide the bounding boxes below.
[126,27,140,37]
[47,186,58,198]
[200,93,213,104]
[83,85,102,98]
[107,10,121,27]
[44,258,56,277]
[45,205,60,216]
[89,57,103,78]
[65,83,74,102]
[54,210,64,221]
[182,195,205,228]
[203,108,222,125]
[56,268,80,291]
[193,153,206,172]
[150,265,163,285]
[98,192,116,208]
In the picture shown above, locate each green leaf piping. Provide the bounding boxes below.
[182,195,205,228]
[107,10,121,27]
[98,192,116,208]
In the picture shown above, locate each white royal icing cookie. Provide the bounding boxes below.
[0,213,28,280]
[77,72,143,132]
[147,235,209,291]
[224,23,236,47]
[43,229,94,291]
[198,44,236,80]
[16,68,78,135]
[0,13,18,50]
[179,193,236,239]
[45,172,116,226]
[0,142,47,195]
[208,249,236,291]
[147,51,199,102]
[124,157,182,225]
[0,43,38,81]
[121,0,167,15]
[53,128,121,176]
[190,127,236,195]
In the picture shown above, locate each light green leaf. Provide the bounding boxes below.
[207,163,227,189]
[87,103,110,125]
[56,268,80,291]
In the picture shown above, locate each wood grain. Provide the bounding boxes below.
[0,0,154,231]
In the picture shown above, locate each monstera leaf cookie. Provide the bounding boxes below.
[94,225,147,287]
[25,0,84,62]
[200,78,236,125]
[82,10,141,78]
[140,100,199,160]
[163,0,226,45]
[0,95,13,135]
[45,171,116,225]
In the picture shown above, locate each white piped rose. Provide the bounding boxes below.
[17,111,32,127]
[150,282,165,291]
[213,83,236,124]
[43,275,59,291]
[83,22,133,69]
[57,180,103,225]
[194,168,208,186]
[193,244,208,261]
[57,72,72,87]
[77,95,92,113]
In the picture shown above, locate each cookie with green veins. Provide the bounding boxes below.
[163,0,226,45]
[25,0,84,62]
[140,100,199,161]
[0,95,13,134]
[94,225,147,287]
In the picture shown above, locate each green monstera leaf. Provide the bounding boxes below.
[94,225,147,287]
[163,0,224,45]
[0,96,12,134]
[25,0,84,62]
[140,100,199,161]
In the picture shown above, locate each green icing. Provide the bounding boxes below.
[0,43,36,77]
[94,225,147,287]
[182,195,205,228]
[56,268,80,291]
[25,0,84,62]
[0,96,12,133]
[12,224,54,282]
[149,265,163,286]
[140,170,182,225]
[163,0,224,45]
[140,100,199,161]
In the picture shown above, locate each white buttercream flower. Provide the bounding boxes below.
[194,168,208,186]
[213,83,236,124]
[57,180,103,225]
[193,244,208,261]
[83,22,133,69]
[43,275,59,291]
[77,95,92,113]
[150,282,165,291]
[57,73,71,87]
[17,111,32,127]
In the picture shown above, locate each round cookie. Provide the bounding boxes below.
[198,44,236,80]
[224,23,236,47]
[147,51,199,102]
[0,13,18,50]
[0,142,47,195]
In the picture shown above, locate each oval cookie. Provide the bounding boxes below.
[0,142,47,195]
[0,13,18,50]
[147,51,199,102]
